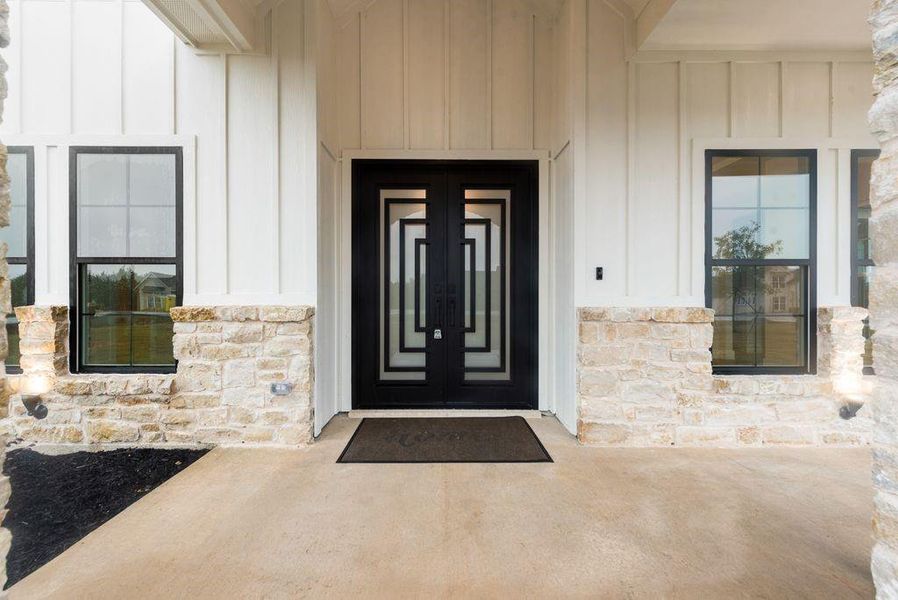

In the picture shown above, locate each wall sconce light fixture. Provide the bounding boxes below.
[21,375,51,420]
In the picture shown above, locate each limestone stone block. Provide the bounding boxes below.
[87,420,139,443]
[774,399,837,423]
[20,424,83,444]
[275,423,313,445]
[172,322,197,334]
[221,387,266,408]
[222,322,264,344]
[139,424,165,443]
[83,406,121,420]
[120,406,160,423]
[263,335,311,357]
[222,359,256,388]
[197,407,229,427]
[260,306,314,322]
[670,349,711,363]
[276,321,311,336]
[736,426,761,446]
[228,406,256,425]
[703,403,777,426]
[195,427,244,444]
[675,426,737,447]
[54,378,92,396]
[259,410,291,426]
[760,425,817,446]
[170,306,216,322]
[577,422,631,445]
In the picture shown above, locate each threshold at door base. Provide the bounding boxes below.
[348,409,543,420]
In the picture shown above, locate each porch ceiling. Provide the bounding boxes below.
[641,0,872,52]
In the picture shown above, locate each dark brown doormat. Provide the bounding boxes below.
[337,417,552,463]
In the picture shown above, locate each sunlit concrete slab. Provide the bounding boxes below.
[10,416,873,599]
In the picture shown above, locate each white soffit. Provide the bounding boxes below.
[142,0,270,53]
[641,0,872,52]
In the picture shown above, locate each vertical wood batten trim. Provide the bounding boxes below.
[626,59,636,296]
[271,11,281,294]
[66,0,74,134]
[222,53,230,294]
[443,0,450,150]
[14,0,23,133]
[116,0,124,134]
[835,147,844,299]
[171,32,177,134]
[359,7,366,149]
[677,60,689,297]
[778,60,785,137]
[829,61,837,138]
[727,60,734,137]
[487,0,493,150]
[530,12,536,151]
[402,0,409,150]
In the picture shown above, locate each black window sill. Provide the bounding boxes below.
[74,366,177,375]
[712,367,816,376]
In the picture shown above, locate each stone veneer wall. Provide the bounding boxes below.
[8,305,314,447]
[0,0,12,589]
[870,1,898,595]
[577,306,872,447]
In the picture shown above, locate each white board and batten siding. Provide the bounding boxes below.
[576,0,877,309]
[335,0,557,152]
[1,0,320,308]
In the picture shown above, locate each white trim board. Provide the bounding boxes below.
[335,149,556,420]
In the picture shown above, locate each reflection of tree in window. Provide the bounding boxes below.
[714,221,783,316]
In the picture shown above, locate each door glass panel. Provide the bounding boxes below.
[463,189,510,381]
[380,189,428,381]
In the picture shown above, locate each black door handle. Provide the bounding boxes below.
[448,298,456,328]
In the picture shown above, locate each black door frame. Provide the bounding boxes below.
[351,159,539,410]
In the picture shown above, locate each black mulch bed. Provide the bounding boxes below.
[2,447,208,589]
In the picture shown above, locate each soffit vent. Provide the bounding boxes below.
[155,0,228,46]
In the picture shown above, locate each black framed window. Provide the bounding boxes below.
[2,147,35,373]
[705,150,817,374]
[70,147,183,373]
[851,149,879,374]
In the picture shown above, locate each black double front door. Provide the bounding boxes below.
[352,160,538,409]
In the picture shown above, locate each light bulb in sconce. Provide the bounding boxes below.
[20,375,51,419]
[21,375,51,396]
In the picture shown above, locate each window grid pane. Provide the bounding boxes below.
[79,264,176,368]
[76,153,177,259]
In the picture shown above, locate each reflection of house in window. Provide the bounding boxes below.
[764,267,800,314]
[135,271,177,312]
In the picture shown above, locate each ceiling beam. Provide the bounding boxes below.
[636,0,678,49]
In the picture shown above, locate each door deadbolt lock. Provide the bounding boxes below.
[433,328,443,340]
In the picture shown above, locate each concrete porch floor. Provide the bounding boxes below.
[10,415,874,599]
